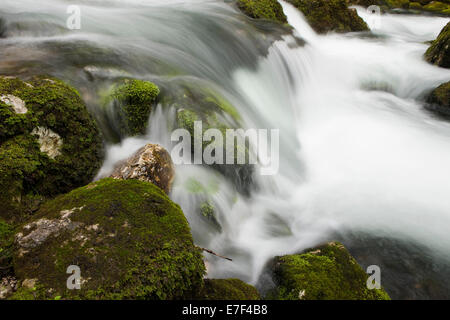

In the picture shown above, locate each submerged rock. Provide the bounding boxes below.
[110,143,175,194]
[426,81,450,116]
[236,0,288,24]
[11,178,205,300]
[287,0,369,34]
[0,76,103,222]
[425,22,450,68]
[104,79,160,138]
[271,242,390,300]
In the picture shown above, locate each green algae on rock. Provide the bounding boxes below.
[11,178,205,300]
[106,79,160,138]
[287,0,369,34]
[271,242,391,300]
[425,22,450,68]
[426,81,450,116]
[0,76,103,222]
[194,279,260,300]
[237,0,288,24]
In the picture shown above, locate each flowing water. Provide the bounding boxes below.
[1,0,450,298]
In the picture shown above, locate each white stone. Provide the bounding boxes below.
[0,94,27,114]
[31,127,63,159]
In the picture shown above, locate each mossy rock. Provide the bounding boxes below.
[11,178,205,300]
[287,0,369,34]
[0,219,14,278]
[105,79,160,138]
[0,76,103,222]
[173,87,254,196]
[236,0,288,24]
[271,242,391,300]
[426,81,450,116]
[194,279,260,300]
[425,22,450,68]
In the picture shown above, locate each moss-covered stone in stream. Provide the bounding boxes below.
[0,76,103,223]
[287,0,369,34]
[237,0,288,24]
[426,81,450,116]
[0,219,14,278]
[425,22,450,68]
[107,79,160,138]
[194,279,260,300]
[173,87,254,196]
[11,178,205,300]
[271,242,391,300]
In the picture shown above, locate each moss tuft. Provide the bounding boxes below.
[0,219,14,277]
[108,79,160,137]
[237,0,288,24]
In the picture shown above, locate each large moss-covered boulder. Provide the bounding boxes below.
[425,22,450,69]
[0,76,103,222]
[10,178,205,300]
[237,0,288,24]
[287,0,369,34]
[271,242,390,300]
[426,81,450,116]
[194,279,260,300]
[105,79,160,138]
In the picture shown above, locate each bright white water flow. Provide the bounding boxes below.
[1,0,450,298]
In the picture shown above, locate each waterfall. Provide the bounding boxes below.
[1,0,450,298]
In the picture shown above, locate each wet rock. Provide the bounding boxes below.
[270,242,391,300]
[425,22,450,68]
[287,0,369,34]
[426,81,450,116]
[110,144,174,194]
[237,0,288,24]
[0,276,18,299]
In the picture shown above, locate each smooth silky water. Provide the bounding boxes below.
[1,0,450,298]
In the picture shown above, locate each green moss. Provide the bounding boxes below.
[287,0,369,34]
[425,22,450,68]
[12,178,205,300]
[271,242,390,300]
[427,81,450,116]
[194,279,260,300]
[0,219,14,277]
[0,76,103,222]
[237,0,288,24]
[108,79,160,137]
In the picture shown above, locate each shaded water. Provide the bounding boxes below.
[1,0,450,298]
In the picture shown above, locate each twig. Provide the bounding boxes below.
[198,246,233,261]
